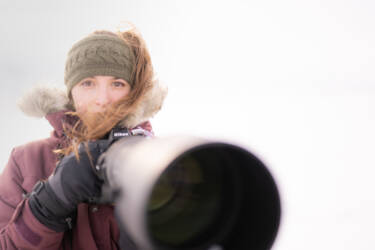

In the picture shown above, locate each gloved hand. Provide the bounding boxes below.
[28,140,109,232]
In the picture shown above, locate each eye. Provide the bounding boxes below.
[80,79,94,87]
[112,80,127,88]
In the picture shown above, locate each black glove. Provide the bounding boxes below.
[28,140,109,232]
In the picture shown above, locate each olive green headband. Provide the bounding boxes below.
[64,33,135,95]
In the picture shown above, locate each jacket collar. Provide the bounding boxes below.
[45,110,76,138]
[17,79,167,129]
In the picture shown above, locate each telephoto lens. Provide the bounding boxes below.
[101,136,281,250]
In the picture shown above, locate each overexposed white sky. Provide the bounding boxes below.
[0,0,374,249]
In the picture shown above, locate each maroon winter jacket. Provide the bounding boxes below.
[0,110,154,249]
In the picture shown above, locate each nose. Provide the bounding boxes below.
[95,85,110,108]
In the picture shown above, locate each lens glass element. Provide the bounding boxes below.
[147,148,226,247]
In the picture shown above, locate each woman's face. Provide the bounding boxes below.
[71,75,131,113]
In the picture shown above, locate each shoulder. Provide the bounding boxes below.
[0,137,58,205]
[12,137,58,162]
[10,137,60,186]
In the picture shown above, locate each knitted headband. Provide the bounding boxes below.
[64,33,135,95]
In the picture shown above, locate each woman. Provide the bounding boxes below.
[0,26,167,249]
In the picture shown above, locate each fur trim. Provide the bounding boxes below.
[17,85,71,118]
[18,81,168,128]
[119,79,168,128]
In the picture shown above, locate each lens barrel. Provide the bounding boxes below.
[103,136,281,250]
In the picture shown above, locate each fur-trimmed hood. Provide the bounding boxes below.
[17,80,167,129]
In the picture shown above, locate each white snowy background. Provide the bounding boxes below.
[0,0,374,249]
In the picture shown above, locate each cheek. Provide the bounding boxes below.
[112,88,131,102]
[73,99,85,113]
[71,90,89,113]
